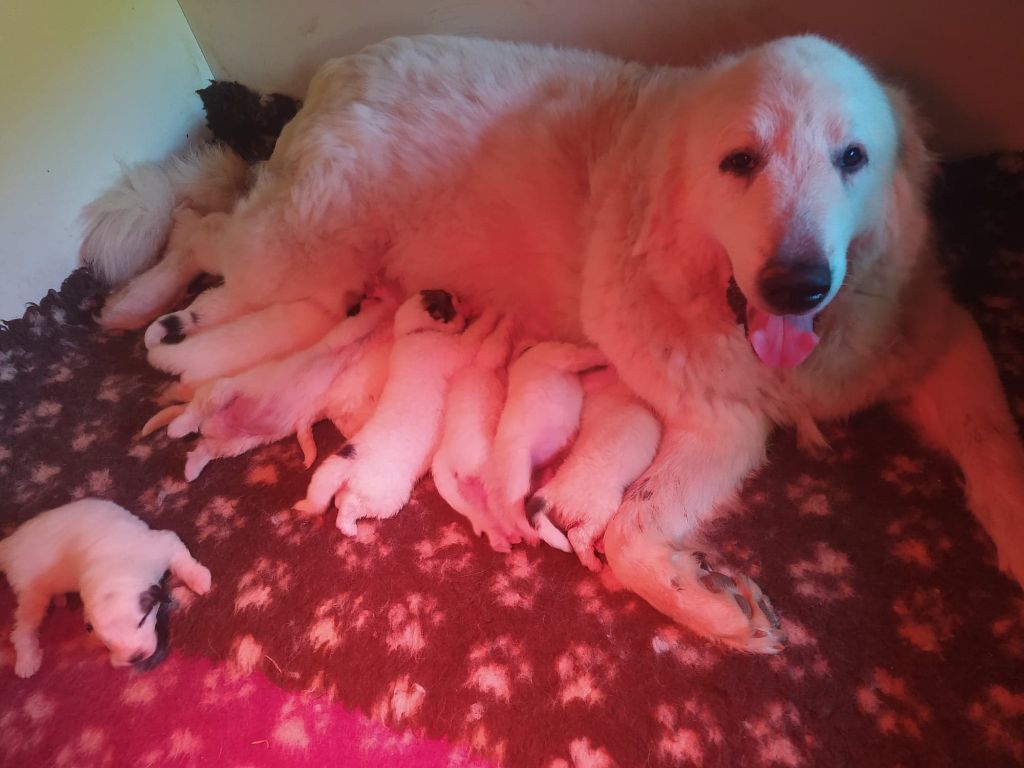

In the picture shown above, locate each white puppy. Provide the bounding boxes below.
[527,369,662,570]
[297,291,497,535]
[142,290,397,480]
[0,499,211,677]
[430,315,533,552]
[487,341,608,545]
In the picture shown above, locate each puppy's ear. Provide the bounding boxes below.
[139,580,173,615]
[884,86,936,191]
[420,289,456,323]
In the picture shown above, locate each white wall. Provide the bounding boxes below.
[179,0,1024,156]
[0,0,211,320]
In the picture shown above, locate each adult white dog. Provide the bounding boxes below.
[83,35,1024,652]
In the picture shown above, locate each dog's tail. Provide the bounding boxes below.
[79,143,251,286]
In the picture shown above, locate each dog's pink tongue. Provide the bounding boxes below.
[746,306,819,368]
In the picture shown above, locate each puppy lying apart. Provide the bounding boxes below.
[297,291,499,534]
[486,341,608,547]
[430,314,532,552]
[142,290,397,479]
[528,369,662,570]
[0,498,211,677]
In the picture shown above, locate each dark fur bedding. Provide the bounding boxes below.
[0,83,1021,766]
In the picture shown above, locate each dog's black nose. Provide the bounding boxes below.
[757,260,832,315]
[129,651,148,664]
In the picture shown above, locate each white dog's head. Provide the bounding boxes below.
[83,575,172,669]
[393,289,468,337]
[681,36,929,367]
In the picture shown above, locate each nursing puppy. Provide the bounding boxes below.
[430,315,530,551]
[487,341,607,544]
[85,36,1024,652]
[528,369,662,571]
[297,292,498,535]
[0,499,211,677]
[142,290,397,479]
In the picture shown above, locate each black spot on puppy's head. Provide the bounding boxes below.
[134,571,174,672]
[138,579,172,623]
[525,495,547,522]
[339,442,357,459]
[420,290,456,324]
[160,315,185,344]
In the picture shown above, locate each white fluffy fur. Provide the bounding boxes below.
[530,369,662,571]
[487,341,607,545]
[81,144,249,288]
[142,291,398,480]
[0,499,211,677]
[431,315,528,551]
[86,35,1024,652]
[296,293,496,535]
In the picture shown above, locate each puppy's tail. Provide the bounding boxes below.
[80,143,251,286]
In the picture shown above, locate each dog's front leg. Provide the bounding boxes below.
[899,306,1024,588]
[10,585,51,677]
[161,533,212,595]
[603,404,786,653]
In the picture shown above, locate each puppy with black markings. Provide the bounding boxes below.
[528,369,662,570]
[486,341,608,546]
[297,291,498,535]
[142,289,398,480]
[0,499,211,677]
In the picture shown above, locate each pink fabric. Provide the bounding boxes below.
[0,589,488,768]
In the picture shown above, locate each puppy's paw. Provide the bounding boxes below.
[141,404,187,437]
[335,490,394,537]
[184,448,211,481]
[298,455,350,516]
[13,644,42,678]
[97,286,157,331]
[529,482,619,571]
[189,564,213,595]
[567,526,604,573]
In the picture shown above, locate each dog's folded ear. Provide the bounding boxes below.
[884,85,936,192]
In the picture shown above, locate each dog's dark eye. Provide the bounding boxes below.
[85,623,93,633]
[719,151,761,178]
[838,144,868,173]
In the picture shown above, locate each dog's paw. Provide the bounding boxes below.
[13,644,42,678]
[668,550,785,654]
[605,522,786,655]
[527,490,613,571]
[334,489,397,537]
[297,455,350,516]
[184,447,212,481]
[190,564,213,595]
[566,525,605,572]
[141,404,187,438]
[96,285,156,331]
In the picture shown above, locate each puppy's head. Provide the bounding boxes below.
[681,36,928,367]
[393,289,467,337]
[84,573,173,670]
